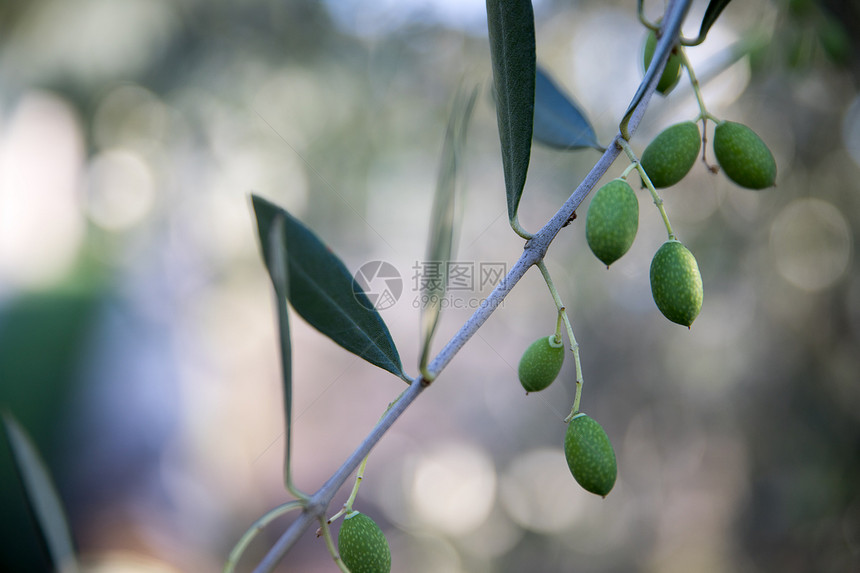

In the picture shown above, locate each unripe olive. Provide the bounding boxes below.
[640,122,701,188]
[564,413,617,497]
[338,511,391,573]
[649,240,703,327]
[586,179,639,267]
[643,30,683,95]
[518,335,565,393]
[713,121,777,190]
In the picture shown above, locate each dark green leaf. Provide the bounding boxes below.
[2,413,79,573]
[698,0,733,44]
[252,195,405,379]
[486,0,535,224]
[534,66,601,151]
[261,215,298,491]
[419,86,478,375]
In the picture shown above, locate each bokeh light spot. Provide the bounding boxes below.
[84,149,155,231]
[410,442,496,536]
[0,91,85,286]
[770,198,852,291]
[500,447,584,533]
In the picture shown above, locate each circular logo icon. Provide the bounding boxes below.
[352,261,402,311]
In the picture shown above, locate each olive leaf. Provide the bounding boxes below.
[486,0,535,228]
[2,413,80,573]
[697,0,733,44]
[534,66,601,151]
[252,195,405,380]
[258,213,301,492]
[419,86,478,377]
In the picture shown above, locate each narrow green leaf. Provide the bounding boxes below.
[534,66,601,151]
[419,86,478,375]
[261,214,300,494]
[2,413,79,573]
[486,0,535,224]
[698,0,733,44]
[252,195,405,379]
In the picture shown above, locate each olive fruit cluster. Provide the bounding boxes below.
[584,173,704,326]
[632,117,774,325]
[640,120,776,191]
[517,337,619,497]
[338,511,391,573]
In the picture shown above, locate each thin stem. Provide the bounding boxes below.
[224,501,304,573]
[346,387,408,514]
[553,310,563,344]
[536,261,565,331]
[343,454,368,513]
[509,215,534,240]
[562,307,584,421]
[617,139,675,240]
[318,518,350,573]
[253,379,424,573]
[324,385,410,528]
[327,384,412,531]
[419,364,433,382]
[677,46,721,171]
[251,2,692,569]
[620,163,638,180]
[637,0,659,31]
[536,262,584,421]
[679,48,721,126]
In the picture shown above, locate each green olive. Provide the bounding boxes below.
[338,511,391,573]
[518,335,565,393]
[649,240,703,327]
[586,179,639,267]
[713,121,776,190]
[564,413,617,497]
[643,30,683,95]
[640,121,701,189]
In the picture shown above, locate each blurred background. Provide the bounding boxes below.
[1,0,859,571]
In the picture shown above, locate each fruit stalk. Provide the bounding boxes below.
[318,517,351,572]
[536,261,584,414]
[637,0,660,32]
[678,46,712,124]
[618,138,676,239]
[676,46,720,169]
[223,500,304,573]
[335,388,407,524]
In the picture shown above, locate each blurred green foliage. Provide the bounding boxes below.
[1,286,102,571]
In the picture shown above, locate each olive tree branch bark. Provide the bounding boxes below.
[251,2,690,571]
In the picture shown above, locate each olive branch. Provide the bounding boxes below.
[242,1,696,571]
